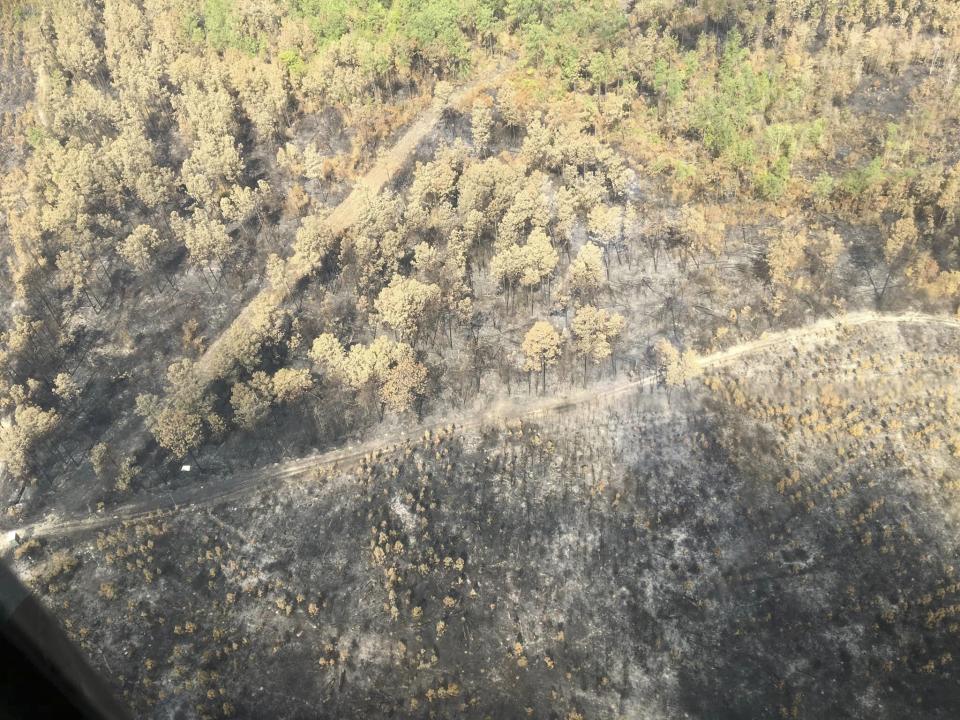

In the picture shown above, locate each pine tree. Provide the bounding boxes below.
[567,242,605,300]
[471,99,493,157]
[522,321,561,395]
[374,275,442,343]
[572,305,625,384]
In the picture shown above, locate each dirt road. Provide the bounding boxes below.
[191,58,514,387]
[4,309,957,549]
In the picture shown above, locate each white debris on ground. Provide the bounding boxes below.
[389,494,417,536]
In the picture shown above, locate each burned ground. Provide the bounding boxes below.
[11,322,960,719]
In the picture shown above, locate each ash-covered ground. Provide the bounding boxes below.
[10,322,960,719]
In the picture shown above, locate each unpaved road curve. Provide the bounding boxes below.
[4,310,959,548]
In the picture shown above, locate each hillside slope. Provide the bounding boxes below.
[9,318,960,719]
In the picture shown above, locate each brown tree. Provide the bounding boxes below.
[522,321,561,394]
[374,275,442,343]
[571,306,626,384]
[567,242,605,300]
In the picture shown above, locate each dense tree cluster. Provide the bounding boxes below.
[1,0,960,500]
